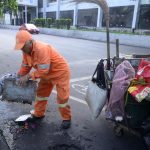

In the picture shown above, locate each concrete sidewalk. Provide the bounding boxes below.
[0,25,150,49]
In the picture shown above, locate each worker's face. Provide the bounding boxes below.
[21,40,32,55]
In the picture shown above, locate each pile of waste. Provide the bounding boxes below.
[0,73,37,104]
[0,74,17,96]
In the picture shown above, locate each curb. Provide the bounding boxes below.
[0,25,150,48]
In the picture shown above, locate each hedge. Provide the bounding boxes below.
[31,18,72,30]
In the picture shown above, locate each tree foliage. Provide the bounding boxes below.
[0,0,18,16]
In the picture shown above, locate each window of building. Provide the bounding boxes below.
[47,0,57,3]
[77,8,98,27]
[46,12,56,20]
[60,10,74,25]
[38,0,43,8]
[102,6,134,28]
[138,5,150,29]
[38,13,43,18]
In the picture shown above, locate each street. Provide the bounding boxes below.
[0,28,149,150]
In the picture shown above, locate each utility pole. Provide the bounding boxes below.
[97,7,103,28]
[132,0,141,31]
[43,0,46,18]
[25,5,27,23]
[56,0,60,19]
[73,2,78,26]
[36,6,38,18]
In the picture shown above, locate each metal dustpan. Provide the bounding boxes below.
[15,114,32,122]
[2,78,37,104]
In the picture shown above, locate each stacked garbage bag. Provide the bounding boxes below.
[105,60,135,121]
[0,73,37,104]
[128,59,150,102]
[0,73,17,95]
[106,58,150,127]
[126,59,150,129]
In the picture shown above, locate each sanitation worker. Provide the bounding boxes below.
[15,30,71,129]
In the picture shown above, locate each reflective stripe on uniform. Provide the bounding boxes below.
[22,63,30,67]
[38,64,50,69]
[35,96,49,101]
[58,102,68,108]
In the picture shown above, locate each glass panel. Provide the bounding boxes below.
[38,13,43,18]
[60,10,74,25]
[77,8,98,27]
[102,6,134,28]
[47,0,57,3]
[38,0,43,8]
[138,4,150,29]
[46,12,56,19]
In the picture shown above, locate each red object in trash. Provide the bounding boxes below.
[128,84,150,102]
[136,59,150,83]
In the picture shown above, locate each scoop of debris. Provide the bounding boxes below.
[0,73,37,104]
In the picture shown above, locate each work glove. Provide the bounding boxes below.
[18,74,31,86]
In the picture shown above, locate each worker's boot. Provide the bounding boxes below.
[61,120,71,129]
[27,110,45,122]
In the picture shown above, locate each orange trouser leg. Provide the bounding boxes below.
[34,79,53,117]
[56,72,71,120]
[34,100,48,117]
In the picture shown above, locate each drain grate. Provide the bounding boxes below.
[48,144,81,150]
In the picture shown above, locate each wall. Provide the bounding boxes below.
[40,0,150,13]
[107,0,137,7]
[141,0,150,4]
[17,0,38,6]
[4,14,11,25]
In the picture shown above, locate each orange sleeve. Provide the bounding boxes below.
[18,53,32,76]
[30,46,51,80]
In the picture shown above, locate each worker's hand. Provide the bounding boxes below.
[18,74,31,86]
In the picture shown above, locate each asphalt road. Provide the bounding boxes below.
[0,29,149,150]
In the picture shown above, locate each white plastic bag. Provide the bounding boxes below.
[85,81,107,119]
[15,114,32,122]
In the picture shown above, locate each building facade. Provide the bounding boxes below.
[17,0,38,24]
[2,0,150,30]
[38,0,150,29]
[3,0,38,25]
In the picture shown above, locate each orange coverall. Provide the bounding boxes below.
[18,41,71,120]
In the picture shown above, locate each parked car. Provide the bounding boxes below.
[19,23,40,34]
